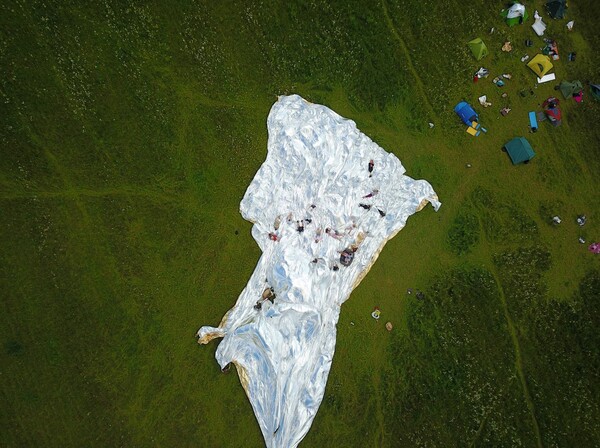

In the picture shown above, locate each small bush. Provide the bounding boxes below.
[447,210,480,255]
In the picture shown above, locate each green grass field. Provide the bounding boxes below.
[1,1,599,446]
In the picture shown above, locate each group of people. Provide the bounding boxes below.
[259,157,385,306]
[359,160,387,217]
[267,159,384,245]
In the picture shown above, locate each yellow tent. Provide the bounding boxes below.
[527,54,553,77]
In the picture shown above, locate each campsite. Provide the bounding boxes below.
[1,1,599,447]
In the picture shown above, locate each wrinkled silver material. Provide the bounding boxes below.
[198,95,440,447]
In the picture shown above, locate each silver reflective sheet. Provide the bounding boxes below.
[198,95,440,448]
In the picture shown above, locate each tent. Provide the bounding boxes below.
[558,80,583,99]
[502,3,529,26]
[545,107,562,125]
[591,84,600,101]
[527,54,553,77]
[503,137,536,164]
[468,38,488,60]
[547,0,567,19]
[454,101,478,126]
[543,97,562,126]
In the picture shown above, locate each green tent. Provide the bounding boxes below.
[503,137,536,165]
[558,80,583,98]
[468,38,488,61]
[591,84,600,101]
[547,0,567,19]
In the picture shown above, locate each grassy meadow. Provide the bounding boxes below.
[1,0,599,446]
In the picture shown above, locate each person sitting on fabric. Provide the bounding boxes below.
[262,287,275,302]
[255,287,276,310]
[340,248,355,267]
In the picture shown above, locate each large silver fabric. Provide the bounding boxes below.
[198,95,440,447]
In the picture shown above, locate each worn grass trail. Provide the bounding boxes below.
[491,259,543,448]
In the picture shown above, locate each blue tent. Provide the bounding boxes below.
[454,101,479,126]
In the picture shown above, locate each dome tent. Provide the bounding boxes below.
[468,38,488,61]
[503,137,536,165]
[543,97,562,126]
[502,3,529,26]
[547,0,567,19]
[558,80,583,99]
[454,101,478,126]
[527,54,553,77]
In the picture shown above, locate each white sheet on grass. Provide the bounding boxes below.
[198,95,440,448]
[538,73,556,84]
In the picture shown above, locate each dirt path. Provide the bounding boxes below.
[490,267,543,448]
[380,0,438,122]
